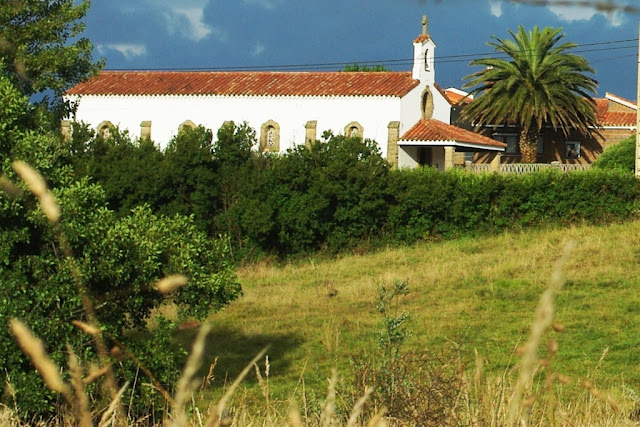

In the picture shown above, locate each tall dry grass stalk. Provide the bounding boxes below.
[507,241,574,426]
[9,319,71,400]
[320,369,338,427]
[98,382,130,427]
[12,160,60,223]
[155,274,189,294]
[67,345,93,427]
[169,323,212,426]
[205,347,268,427]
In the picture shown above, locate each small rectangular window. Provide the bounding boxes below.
[537,135,544,154]
[565,141,581,159]
[493,133,518,154]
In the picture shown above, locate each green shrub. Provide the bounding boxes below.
[592,135,635,173]
[387,167,639,243]
[70,124,170,217]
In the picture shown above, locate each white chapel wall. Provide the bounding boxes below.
[69,94,402,158]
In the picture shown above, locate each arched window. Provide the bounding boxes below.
[344,121,364,139]
[178,120,197,134]
[260,120,280,152]
[421,87,434,119]
[97,121,114,139]
[266,126,276,148]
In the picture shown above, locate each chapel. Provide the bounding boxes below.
[64,16,506,169]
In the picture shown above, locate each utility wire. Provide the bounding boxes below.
[106,37,640,72]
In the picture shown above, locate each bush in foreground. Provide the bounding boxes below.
[592,135,635,173]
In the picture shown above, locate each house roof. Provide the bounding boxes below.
[443,87,473,105]
[65,70,421,98]
[595,94,636,127]
[400,118,507,150]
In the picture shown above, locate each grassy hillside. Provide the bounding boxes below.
[199,220,640,415]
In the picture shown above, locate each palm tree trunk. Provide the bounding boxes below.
[518,126,539,163]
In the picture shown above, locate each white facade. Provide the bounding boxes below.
[68,93,407,157]
[65,29,453,162]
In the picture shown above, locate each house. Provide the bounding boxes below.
[63,17,505,170]
[447,91,636,164]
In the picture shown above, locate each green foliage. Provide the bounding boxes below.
[0,78,241,417]
[71,125,170,217]
[342,62,390,72]
[216,135,391,256]
[71,119,640,260]
[592,135,635,173]
[462,25,598,162]
[349,280,465,425]
[387,167,639,243]
[0,0,103,115]
[376,279,411,357]
[162,126,218,230]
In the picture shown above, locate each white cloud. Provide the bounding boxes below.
[252,41,265,56]
[168,7,216,42]
[489,0,503,18]
[97,43,147,60]
[142,0,224,42]
[548,2,625,27]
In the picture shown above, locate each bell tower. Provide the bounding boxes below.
[412,15,436,84]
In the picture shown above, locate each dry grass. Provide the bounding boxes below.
[196,221,640,423]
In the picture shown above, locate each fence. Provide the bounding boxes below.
[465,161,591,174]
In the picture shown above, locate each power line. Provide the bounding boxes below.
[106,37,640,72]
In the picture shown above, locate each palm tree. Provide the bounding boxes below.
[461,25,599,163]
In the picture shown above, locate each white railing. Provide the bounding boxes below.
[555,163,591,172]
[467,163,493,173]
[464,161,591,174]
[499,163,552,174]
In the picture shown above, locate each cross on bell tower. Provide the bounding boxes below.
[422,15,428,35]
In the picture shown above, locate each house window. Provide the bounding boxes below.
[537,136,544,154]
[266,126,276,148]
[492,133,544,156]
[565,141,581,159]
[492,133,518,154]
[344,121,364,139]
[260,120,280,152]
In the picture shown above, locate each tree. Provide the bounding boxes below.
[0,0,103,115]
[0,70,241,417]
[343,62,390,72]
[461,25,598,163]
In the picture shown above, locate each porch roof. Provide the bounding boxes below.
[399,118,506,151]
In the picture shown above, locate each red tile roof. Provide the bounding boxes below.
[443,88,472,105]
[595,98,636,126]
[66,70,421,97]
[413,34,431,44]
[401,118,507,148]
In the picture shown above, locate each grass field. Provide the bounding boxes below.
[193,219,640,420]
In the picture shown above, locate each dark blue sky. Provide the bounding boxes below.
[83,0,639,100]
